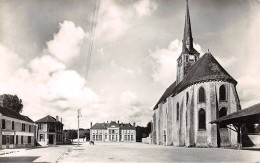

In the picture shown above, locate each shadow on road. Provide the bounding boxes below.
[0,156,41,163]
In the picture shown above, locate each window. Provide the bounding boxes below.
[29,125,31,132]
[16,135,18,144]
[12,121,15,130]
[96,135,98,141]
[2,135,6,145]
[219,107,227,128]
[2,119,5,129]
[22,123,25,131]
[125,135,127,141]
[198,109,206,130]
[93,135,95,141]
[40,134,43,141]
[198,87,206,103]
[105,134,107,139]
[131,135,133,141]
[177,102,179,121]
[112,130,115,134]
[195,56,197,61]
[99,135,102,141]
[186,92,189,105]
[219,85,226,101]
[21,136,24,144]
[28,136,31,144]
[128,135,130,141]
[186,56,188,62]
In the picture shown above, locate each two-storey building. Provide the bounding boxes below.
[90,121,136,142]
[36,115,63,146]
[0,106,35,149]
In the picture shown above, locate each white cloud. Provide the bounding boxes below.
[96,0,158,41]
[0,21,100,129]
[0,44,24,81]
[134,0,158,17]
[46,21,87,63]
[149,39,203,87]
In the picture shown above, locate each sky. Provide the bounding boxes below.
[0,0,260,129]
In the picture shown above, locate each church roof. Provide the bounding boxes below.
[153,53,237,110]
[0,106,34,123]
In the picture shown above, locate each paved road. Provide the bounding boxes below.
[0,145,72,163]
[60,142,260,163]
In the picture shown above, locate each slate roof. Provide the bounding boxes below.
[0,106,34,123]
[153,53,237,110]
[210,103,260,124]
[91,121,135,130]
[36,115,63,125]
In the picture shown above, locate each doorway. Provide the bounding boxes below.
[6,136,10,149]
[49,135,54,144]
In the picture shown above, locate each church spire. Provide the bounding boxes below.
[183,0,193,52]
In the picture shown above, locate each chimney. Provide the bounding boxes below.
[90,122,92,128]
[61,118,62,123]
[56,116,59,122]
[133,122,136,127]
[118,120,119,124]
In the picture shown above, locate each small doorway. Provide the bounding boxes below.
[49,135,54,144]
[6,136,10,149]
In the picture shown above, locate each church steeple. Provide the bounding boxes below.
[176,0,200,84]
[183,0,193,52]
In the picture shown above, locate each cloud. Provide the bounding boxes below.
[149,39,203,88]
[134,0,158,17]
[0,44,24,81]
[0,21,100,129]
[96,0,158,41]
[46,21,87,63]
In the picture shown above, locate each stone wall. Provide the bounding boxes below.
[153,81,240,148]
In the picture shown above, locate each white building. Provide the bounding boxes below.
[0,106,35,149]
[90,121,136,142]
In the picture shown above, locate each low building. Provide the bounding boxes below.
[36,115,63,146]
[210,103,260,149]
[90,121,136,142]
[0,106,35,149]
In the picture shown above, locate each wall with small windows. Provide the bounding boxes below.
[153,81,239,148]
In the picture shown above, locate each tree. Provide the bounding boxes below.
[66,130,77,142]
[2,94,23,113]
[135,122,152,142]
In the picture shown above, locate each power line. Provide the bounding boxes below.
[85,0,100,80]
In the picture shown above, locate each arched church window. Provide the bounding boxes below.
[198,87,206,103]
[198,109,206,130]
[219,85,226,101]
[219,107,227,128]
[177,103,179,121]
[186,92,189,105]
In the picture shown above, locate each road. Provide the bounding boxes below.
[0,145,72,163]
[60,142,260,163]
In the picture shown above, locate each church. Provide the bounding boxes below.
[151,0,241,148]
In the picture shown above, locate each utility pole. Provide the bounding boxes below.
[77,109,81,147]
